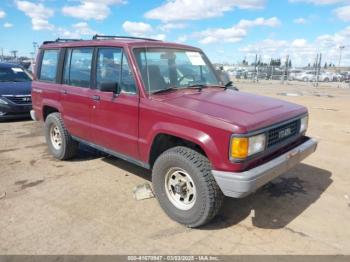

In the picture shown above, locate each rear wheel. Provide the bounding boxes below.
[45,112,79,160]
[152,146,223,227]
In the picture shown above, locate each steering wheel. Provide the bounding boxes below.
[177,74,196,84]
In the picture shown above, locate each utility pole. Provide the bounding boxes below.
[338,45,345,68]
[10,50,18,60]
[313,53,322,87]
[254,54,258,82]
[281,55,289,84]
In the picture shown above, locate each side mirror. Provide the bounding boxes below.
[100,82,120,94]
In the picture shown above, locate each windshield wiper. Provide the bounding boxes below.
[186,84,208,91]
[224,81,239,91]
[151,86,179,95]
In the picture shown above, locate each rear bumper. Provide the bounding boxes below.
[212,138,318,198]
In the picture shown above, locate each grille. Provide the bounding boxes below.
[4,95,32,104]
[267,119,300,148]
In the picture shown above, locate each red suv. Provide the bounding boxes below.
[31,35,317,227]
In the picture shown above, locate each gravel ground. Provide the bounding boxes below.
[0,81,349,254]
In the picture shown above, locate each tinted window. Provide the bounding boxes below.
[40,49,59,82]
[64,48,93,88]
[0,67,32,82]
[97,48,136,94]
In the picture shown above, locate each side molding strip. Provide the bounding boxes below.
[72,136,150,170]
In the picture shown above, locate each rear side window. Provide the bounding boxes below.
[63,48,93,88]
[39,49,59,82]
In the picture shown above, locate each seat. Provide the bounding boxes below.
[142,65,167,92]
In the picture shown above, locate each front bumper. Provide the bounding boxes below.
[0,103,32,119]
[212,138,318,198]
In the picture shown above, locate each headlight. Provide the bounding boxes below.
[0,98,8,105]
[230,133,266,159]
[300,115,308,133]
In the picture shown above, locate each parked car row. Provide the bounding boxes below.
[226,67,349,82]
[294,70,344,82]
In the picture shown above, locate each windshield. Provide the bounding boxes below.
[0,67,32,82]
[133,48,220,94]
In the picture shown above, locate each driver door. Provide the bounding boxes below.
[90,47,139,159]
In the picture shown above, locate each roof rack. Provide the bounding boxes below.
[92,34,160,42]
[43,38,83,44]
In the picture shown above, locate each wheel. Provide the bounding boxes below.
[324,78,329,82]
[303,77,308,82]
[44,112,79,160]
[152,146,223,227]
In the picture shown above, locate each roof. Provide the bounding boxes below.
[40,36,200,51]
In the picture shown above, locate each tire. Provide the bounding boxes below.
[324,78,329,82]
[303,77,308,82]
[152,146,223,227]
[44,112,79,160]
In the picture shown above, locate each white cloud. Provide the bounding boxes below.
[122,21,153,36]
[294,17,307,24]
[57,22,97,38]
[3,22,13,28]
[334,5,350,21]
[292,38,308,47]
[194,17,281,44]
[62,0,125,21]
[122,21,166,40]
[145,0,266,22]
[289,0,347,4]
[15,1,54,30]
[237,17,281,28]
[0,10,5,19]
[159,23,187,32]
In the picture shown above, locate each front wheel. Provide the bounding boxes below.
[44,112,79,160]
[152,146,223,227]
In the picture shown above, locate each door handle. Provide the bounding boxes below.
[92,95,100,101]
[61,90,67,95]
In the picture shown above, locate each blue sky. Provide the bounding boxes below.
[0,0,349,66]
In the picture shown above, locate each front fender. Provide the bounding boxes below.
[140,121,222,168]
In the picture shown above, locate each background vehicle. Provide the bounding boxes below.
[0,63,33,120]
[288,69,303,81]
[340,72,350,83]
[32,36,317,227]
[295,71,316,82]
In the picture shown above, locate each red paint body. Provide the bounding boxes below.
[32,39,307,172]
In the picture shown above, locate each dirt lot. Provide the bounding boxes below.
[0,81,350,254]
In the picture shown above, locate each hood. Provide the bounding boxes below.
[155,88,307,132]
[0,81,32,96]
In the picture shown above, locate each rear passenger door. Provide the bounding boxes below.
[90,47,139,159]
[61,47,95,141]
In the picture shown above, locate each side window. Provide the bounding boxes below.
[121,52,137,94]
[96,48,122,88]
[96,48,136,94]
[39,49,59,82]
[63,48,93,88]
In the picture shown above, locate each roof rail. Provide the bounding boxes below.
[43,38,83,44]
[92,34,160,42]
